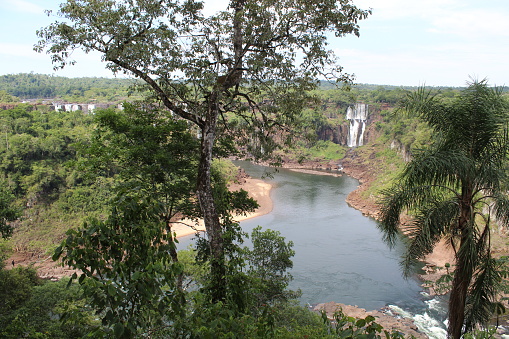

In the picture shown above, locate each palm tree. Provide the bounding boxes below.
[378,79,509,338]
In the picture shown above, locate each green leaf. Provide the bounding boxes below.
[356,318,366,328]
[107,284,116,297]
[113,322,124,337]
[52,246,63,261]
[365,315,375,323]
[132,271,141,280]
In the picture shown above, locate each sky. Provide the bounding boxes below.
[0,0,508,87]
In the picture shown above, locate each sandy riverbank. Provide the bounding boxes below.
[170,178,273,238]
[5,177,274,279]
[4,162,444,336]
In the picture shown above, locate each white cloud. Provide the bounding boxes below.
[356,0,509,39]
[0,43,40,58]
[335,38,509,87]
[429,9,509,38]
[3,0,45,14]
[331,0,509,86]
[355,0,460,20]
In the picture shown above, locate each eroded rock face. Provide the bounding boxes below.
[313,302,426,339]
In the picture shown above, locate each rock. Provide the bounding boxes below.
[313,302,427,339]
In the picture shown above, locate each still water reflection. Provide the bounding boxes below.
[236,162,423,311]
[178,161,440,317]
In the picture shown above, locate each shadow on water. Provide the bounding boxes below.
[177,161,448,334]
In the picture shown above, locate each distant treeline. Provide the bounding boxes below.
[2,73,506,109]
[0,73,140,101]
[1,73,477,100]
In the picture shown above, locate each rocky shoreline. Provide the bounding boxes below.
[313,302,426,339]
[5,156,446,337]
[279,155,451,337]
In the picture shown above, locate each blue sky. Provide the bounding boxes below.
[0,0,508,87]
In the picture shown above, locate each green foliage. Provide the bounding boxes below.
[0,278,96,338]
[54,196,186,338]
[379,79,509,337]
[0,90,19,103]
[282,140,347,165]
[162,297,407,338]
[243,226,300,308]
[213,158,241,185]
[0,184,20,239]
[0,266,40,319]
[309,140,347,160]
[463,326,498,339]
[0,104,108,252]
[0,73,141,101]
[0,105,94,196]
[374,105,432,153]
[321,309,405,339]
[80,103,201,221]
[179,225,298,329]
[178,246,209,289]
[271,302,331,338]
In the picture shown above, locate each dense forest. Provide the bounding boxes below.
[0,73,469,103]
[3,0,507,336]
[0,73,144,103]
[1,73,508,337]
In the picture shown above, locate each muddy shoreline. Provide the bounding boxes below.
[280,154,454,281]
[5,157,447,337]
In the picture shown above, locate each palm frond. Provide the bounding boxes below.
[491,193,509,227]
[378,183,452,247]
[464,255,502,332]
[400,199,458,275]
[380,79,509,336]
[402,148,473,190]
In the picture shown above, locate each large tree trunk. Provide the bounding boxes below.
[448,253,470,339]
[196,95,226,303]
[448,192,473,339]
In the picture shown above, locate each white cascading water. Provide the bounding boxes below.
[346,103,368,147]
[388,303,447,339]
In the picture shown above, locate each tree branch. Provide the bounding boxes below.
[108,57,204,127]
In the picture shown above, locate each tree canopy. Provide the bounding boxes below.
[378,79,509,338]
[36,0,371,303]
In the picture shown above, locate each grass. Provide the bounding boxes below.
[308,140,347,161]
[281,140,347,164]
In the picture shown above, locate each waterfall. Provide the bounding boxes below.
[347,103,368,147]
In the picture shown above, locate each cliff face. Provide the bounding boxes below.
[390,139,412,162]
[316,104,383,147]
[316,124,349,145]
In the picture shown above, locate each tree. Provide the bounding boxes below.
[36,0,370,302]
[0,186,20,239]
[378,79,509,338]
[54,104,260,336]
[77,104,201,291]
[243,226,298,308]
[0,277,96,338]
[0,90,19,103]
[54,197,187,337]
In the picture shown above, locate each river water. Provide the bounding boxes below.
[178,161,448,337]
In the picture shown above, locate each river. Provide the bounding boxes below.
[178,161,448,337]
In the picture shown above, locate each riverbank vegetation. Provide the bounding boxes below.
[1,2,508,339]
[379,80,509,338]
[2,72,509,336]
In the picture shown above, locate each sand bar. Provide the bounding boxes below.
[172,178,273,239]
